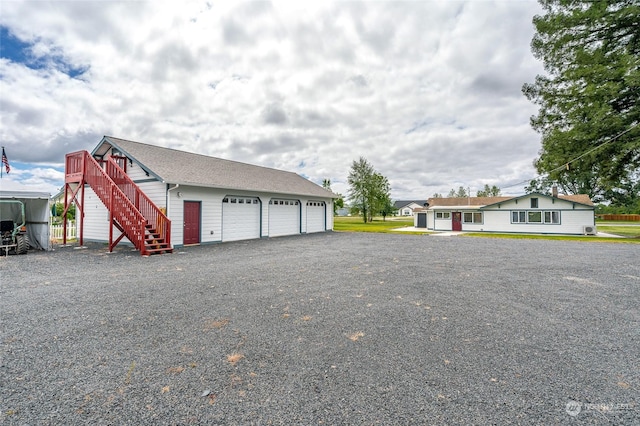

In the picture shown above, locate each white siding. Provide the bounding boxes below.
[82,180,334,246]
[122,159,149,181]
[423,194,594,235]
[167,186,226,245]
[478,195,594,234]
[479,209,594,234]
[81,186,134,244]
[137,181,166,208]
[433,210,453,231]
[327,200,334,230]
[81,186,109,241]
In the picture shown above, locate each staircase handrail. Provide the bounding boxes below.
[105,157,171,248]
[77,151,147,253]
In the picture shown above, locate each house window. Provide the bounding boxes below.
[463,212,482,223]
[512,210,559,224]
[544,211,560,224]
[528,211,542,223]
[436,212,451,219]
[531,198,538,208]
[512,211,526,223]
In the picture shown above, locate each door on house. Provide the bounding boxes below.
[183,201,201,245]
[452,212,462,231]
[417,212,427,228]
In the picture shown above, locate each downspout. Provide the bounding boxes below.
[166,184,179,244]
[166,184,180,217]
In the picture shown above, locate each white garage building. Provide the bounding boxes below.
[65,136,336,254]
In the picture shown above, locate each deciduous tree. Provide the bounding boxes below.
[347,157,392,223]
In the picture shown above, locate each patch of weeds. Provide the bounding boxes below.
[204,318,230,331]
[227,353,244,366]
[166,366,185,374]
[124,361,135,384]
[348,331,365,341]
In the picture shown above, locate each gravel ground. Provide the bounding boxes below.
[1,232,638,425]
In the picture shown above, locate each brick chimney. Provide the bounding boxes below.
[552,185,558,198]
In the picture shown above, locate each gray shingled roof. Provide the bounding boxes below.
[394,200,428,209]
[426,193,594,208]
[94,136,336,199]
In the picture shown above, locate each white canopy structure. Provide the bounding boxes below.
[0,190,51,251]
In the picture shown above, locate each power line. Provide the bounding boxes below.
[501,121,639,190]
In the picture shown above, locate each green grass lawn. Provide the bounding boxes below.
[333,216,422,234]
[596,226,640,238]
[462,233,640,243]
[333,216,640,242]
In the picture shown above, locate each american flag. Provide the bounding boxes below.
[2,147,9,174]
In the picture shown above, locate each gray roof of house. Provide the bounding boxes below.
[394,200,428,209]
[94,137,336,199]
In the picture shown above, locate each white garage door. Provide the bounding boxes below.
[222,196,261,242]
[268,199,301,237]
[306,201,326,233]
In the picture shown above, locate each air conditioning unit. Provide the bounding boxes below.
[583,225,597,235]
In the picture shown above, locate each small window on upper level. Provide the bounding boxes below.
[531,198,538,208]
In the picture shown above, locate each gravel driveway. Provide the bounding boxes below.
[1,233,638,424]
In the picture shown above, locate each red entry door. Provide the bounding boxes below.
[452,212,462,231]
[183,201,201,245]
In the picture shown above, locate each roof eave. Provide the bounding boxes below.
[164,180,336,199]
[97,136,166,183]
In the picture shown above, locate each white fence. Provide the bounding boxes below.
[50,221,77,240]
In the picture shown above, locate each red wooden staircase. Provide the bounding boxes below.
[63,151,172,255]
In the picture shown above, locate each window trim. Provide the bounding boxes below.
[511,210,560,224]
[462,211,483,224]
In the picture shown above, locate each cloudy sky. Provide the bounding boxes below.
[0,0,546,200]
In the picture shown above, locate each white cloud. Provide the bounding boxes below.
[0,166,63,195]
[0,0,545,200]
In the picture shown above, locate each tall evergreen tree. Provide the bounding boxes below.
[447,186,469,198]
[476,184,501,197]
[522,0,640,203]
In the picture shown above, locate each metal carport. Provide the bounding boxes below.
[0,190,51,251]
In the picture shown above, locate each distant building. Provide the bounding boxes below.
[393,200,428,216]
[414,193,595,235]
